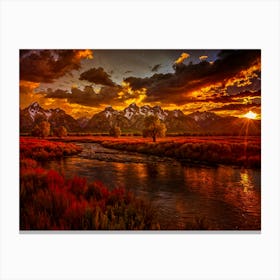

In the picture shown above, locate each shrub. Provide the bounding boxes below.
[109,126,121,138]
[32,121,51,138]
[20,166,160,230]
[20,137,82,161]
[54,126,68,138]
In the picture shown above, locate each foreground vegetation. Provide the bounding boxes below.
[19,136,260,230]
[102,138,260,168]
[52,135,261,168]
[20,138,160,230]
[20,137,82,161]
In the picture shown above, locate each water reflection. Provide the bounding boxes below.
[240,169,255,193]
[43,143,261,230]
[183,165,260,228]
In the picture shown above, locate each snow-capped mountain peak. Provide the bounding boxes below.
[120,103,171,120]
[129,103,138,109]
[30,101,40,108]
[104,106,117,118]
[21,102,81,132]
[28,102,44,121]
[188,111,221,122]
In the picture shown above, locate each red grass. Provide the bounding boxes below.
[20,135,260,230]
[97,136,261,168]
[52,135,260,145]
[20,162,160,230]
[45,135,261,167]
[20,137,82,161]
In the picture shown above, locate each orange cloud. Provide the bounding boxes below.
[75,49,93,60]
[174,52,190,64]
[20,91,46,110]
[118,82,147,106]
[225,58,261,88]
[20,80,40,94]
[199,55,208,61]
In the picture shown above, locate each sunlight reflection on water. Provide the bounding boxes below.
[43,143,261,230]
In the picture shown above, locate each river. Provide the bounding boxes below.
[43,142,261,230]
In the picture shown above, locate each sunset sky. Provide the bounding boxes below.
[20,49,261,119]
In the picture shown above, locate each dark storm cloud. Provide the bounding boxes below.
[46,88,69,98]
[227,75,261,95]
[151,64,161,72]
[209,91,261,103]
[79,67,116,86]
[188,91,261,105]
[20,49,93,83]
[210,103,261,112]
[231,91,261,98]
[124,50,261,105]
[45,85,121,107]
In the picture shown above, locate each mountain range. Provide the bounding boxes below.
[20,102,261,136]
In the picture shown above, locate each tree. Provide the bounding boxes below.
[54,126,68,138]
[31,124,41,137]
[109,126,121,138]
[40,121,51,138]
[32,121,50,138]
[143,115,166,142]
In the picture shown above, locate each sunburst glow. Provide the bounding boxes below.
[244,111,257,119]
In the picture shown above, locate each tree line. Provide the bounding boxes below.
[32,115,167,142]
[107,115,166,142]
[32,121,67,138]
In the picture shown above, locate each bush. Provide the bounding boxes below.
[20,137,82,161]
[109,126,121,138]
[53,126,68,138]
[20,166,160,230]
[100,137,261,167]
[31,121,50,138]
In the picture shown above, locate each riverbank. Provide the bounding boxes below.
[20,137,261,230]
[48,136,261,168]
[42,141,261,230]
[20,138,161,230]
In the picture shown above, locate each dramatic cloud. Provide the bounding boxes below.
[45,85,122,107]
[125,50,261,106]
[230,90,260,99]
[20,80,40,95]
[191,91,261,104]
[118,82,147,105]
[19,49,261,119]
[199,55,208,61]
[174,52,190,64]
[210,103,261,111]
[151,64,161,72]
[79,67,116,86]
[20,49,93,83]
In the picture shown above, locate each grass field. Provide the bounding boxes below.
[48,135,261,168]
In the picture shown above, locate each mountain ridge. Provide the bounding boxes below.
[20,102,261,135]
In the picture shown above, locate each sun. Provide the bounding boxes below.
[244,111,257,119]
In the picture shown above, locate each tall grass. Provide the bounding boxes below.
[20,159,160,230]
[20,137,160,230]
[100,139,261,168]
[48,135,260,167]
[20,137,82,161]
